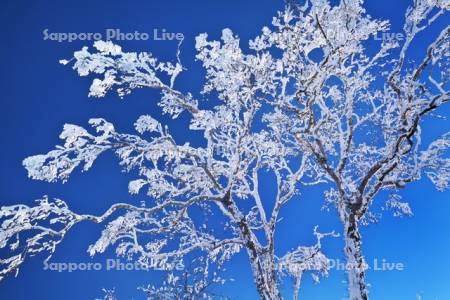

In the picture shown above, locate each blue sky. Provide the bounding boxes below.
[0,0,449,299]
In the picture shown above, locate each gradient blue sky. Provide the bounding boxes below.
[0,0,449,299]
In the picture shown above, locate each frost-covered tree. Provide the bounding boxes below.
[141,256,231,300]
[0,0,449,299]
[259,0,449,299]
[278,227,337,300]
[96,256,230,300]
[0,13,332,300]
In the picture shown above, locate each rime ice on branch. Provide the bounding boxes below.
[1,0,449,299]
[2,24,331,300]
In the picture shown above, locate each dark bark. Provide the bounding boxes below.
[221,190,282,300]
[344,215,368,300]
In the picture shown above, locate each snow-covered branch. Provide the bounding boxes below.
[2,1,449,299]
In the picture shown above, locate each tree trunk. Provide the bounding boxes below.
[344,215,369,300]
[221,192,282,299]
[293,272,303,300]
[250,256,282,300]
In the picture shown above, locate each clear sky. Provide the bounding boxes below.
[0,0,449,299]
